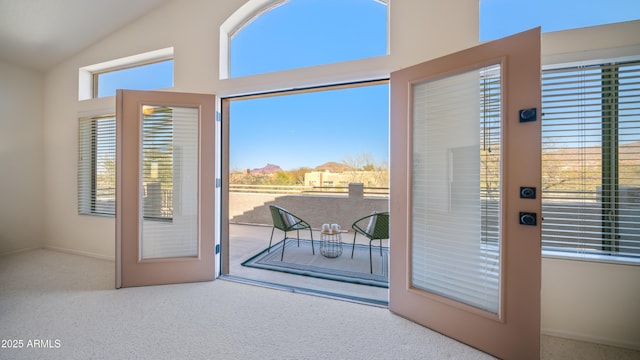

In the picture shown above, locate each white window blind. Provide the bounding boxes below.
[78,114,116,216]
[141,106,174,221]
[542,59,640,262]
[141,105,199,260]
[411,65,501,314]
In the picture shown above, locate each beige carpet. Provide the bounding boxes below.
[2,249,639,359]
[0,249,493,360]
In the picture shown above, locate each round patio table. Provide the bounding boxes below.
[320,230,343,258]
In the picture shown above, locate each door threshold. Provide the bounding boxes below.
[220,275,388,308]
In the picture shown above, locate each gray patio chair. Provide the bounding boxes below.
[268,205,314,261]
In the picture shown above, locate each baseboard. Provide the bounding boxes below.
[542,328,640,351]
[0,247,40,257]
[43,245,115,262]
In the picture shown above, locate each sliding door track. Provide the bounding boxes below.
[220,275,388,307]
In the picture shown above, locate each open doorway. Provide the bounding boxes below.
[220,80,390,305]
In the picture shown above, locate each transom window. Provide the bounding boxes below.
[227,0,387,78]
[78,47,173,100]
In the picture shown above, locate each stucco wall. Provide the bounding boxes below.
[542,258,640,349]
[230,193,388,230]
[0,60,44,254]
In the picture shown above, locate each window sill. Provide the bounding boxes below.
[542,248,640,266]
[78,212,115,218]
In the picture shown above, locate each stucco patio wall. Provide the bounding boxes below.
[229,192,389,230]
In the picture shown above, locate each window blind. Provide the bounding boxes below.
[411,65,501,314]
[141,106,199,260]
[541,60,640,261]
[142,106,174,221]
[78,114,116,216]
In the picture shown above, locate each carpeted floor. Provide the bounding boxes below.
[242,239,388,288]
[0,249,494,360]
[2,249,639,359]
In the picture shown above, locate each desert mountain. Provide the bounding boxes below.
[247,162,355,174]
[314,161,354,172]
[250,163,283,174]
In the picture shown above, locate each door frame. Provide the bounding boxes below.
[218,80,390,278]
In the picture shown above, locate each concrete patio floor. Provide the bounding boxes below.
[226,222,389,305]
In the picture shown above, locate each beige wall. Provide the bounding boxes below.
[539,20,640,350]
[542,258,640,349]
[0,60,44,254]
[0,0,635,350]
[229,193,389,230]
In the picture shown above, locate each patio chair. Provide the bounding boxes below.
[268,205,315,261]
[351,212,390,273]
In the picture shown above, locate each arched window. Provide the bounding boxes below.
[223,0,387,78]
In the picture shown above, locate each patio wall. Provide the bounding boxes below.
[229,188,388,230]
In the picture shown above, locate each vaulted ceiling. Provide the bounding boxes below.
[0,0,171,71]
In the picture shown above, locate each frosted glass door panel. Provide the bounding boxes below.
[141,105,199,260]
[411,65,502,314]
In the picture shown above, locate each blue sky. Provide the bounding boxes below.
[230,0,386,78]
[228,0,640,171]
[98,60,173,98]
[229,0,388,171]
[480,0,640,41]
[100,0,640,171]
[229,83,389,171]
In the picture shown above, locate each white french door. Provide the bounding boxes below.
[116,90,216,288]
[389,29,542,359]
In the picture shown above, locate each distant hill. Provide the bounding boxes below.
[543,141,640,167]
[242,162,355,174]
[314,162,353,172]
[250,163,283,174]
